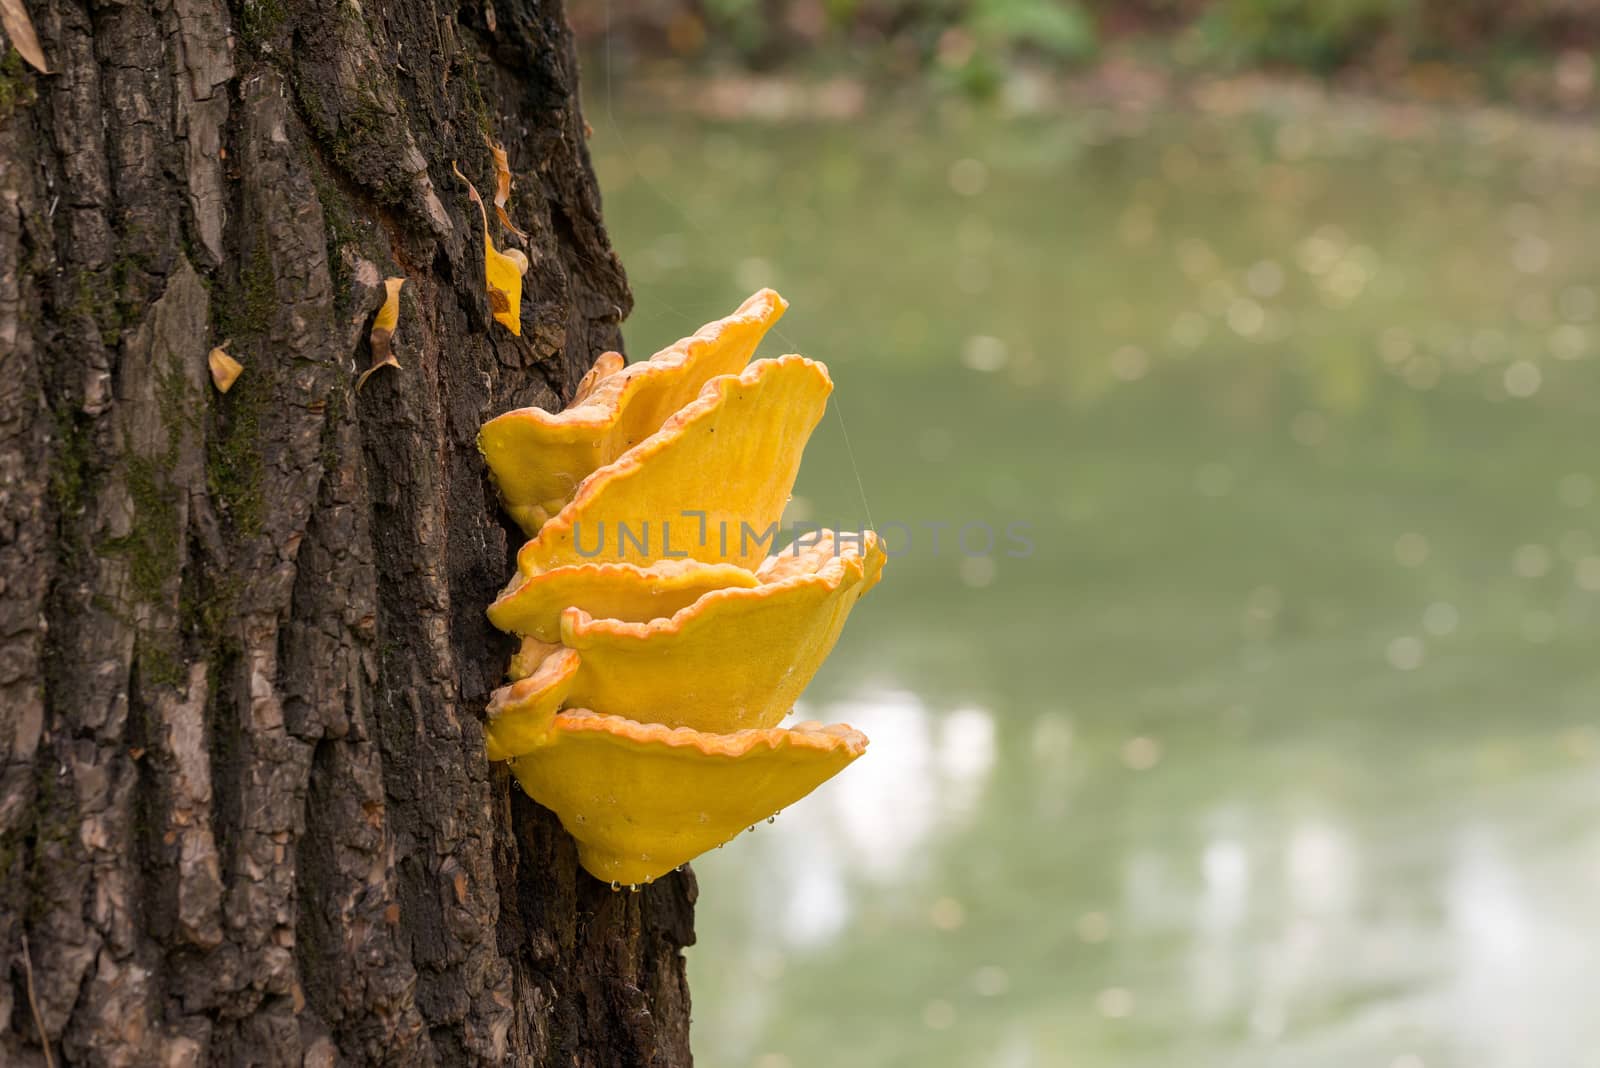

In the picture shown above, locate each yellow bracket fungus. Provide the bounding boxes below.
[506,635,562,682]
[479,290,880,887]
[498,531,885,733]
[507,712,868,886]
[516,354,832,574]
[485,648,580,761]
[572,351,625,405]
[489,558,760,644]
[479,289,787,534]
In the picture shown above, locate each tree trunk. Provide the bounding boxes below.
[0,2,695,1064]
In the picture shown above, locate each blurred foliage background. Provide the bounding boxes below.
[571,3,1600,1065]
[572,0,1599,108]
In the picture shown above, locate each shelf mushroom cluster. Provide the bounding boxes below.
[478,291,885,887]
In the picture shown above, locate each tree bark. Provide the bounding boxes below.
[0,2,695,1065]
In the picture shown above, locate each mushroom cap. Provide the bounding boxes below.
[487,558,759,643]
[515,354,833,574]
[508,710,868,885]
[554,531,886,732]
[484,647,580,761]
[487,532,883,737]
[571,351,626,406]
[479,290,787,533]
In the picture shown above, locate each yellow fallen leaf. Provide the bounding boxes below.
[1,0,48,74]
[357,276,404,391]
[208,341,243,393]
[484,134,529,240]
[453,161,528,336]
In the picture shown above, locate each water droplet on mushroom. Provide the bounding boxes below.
[628,883,640,893]
[609,880,620,892]
[766,814,777,824]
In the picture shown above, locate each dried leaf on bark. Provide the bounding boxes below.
[454,161,528,336]
[1,0,48,73]
[484,134,529,240]
[357,276,405,391]
[208,341,243,392]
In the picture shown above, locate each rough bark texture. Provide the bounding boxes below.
[0,2,696,1064]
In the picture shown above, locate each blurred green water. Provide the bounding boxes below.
[590,98,1600,1068]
